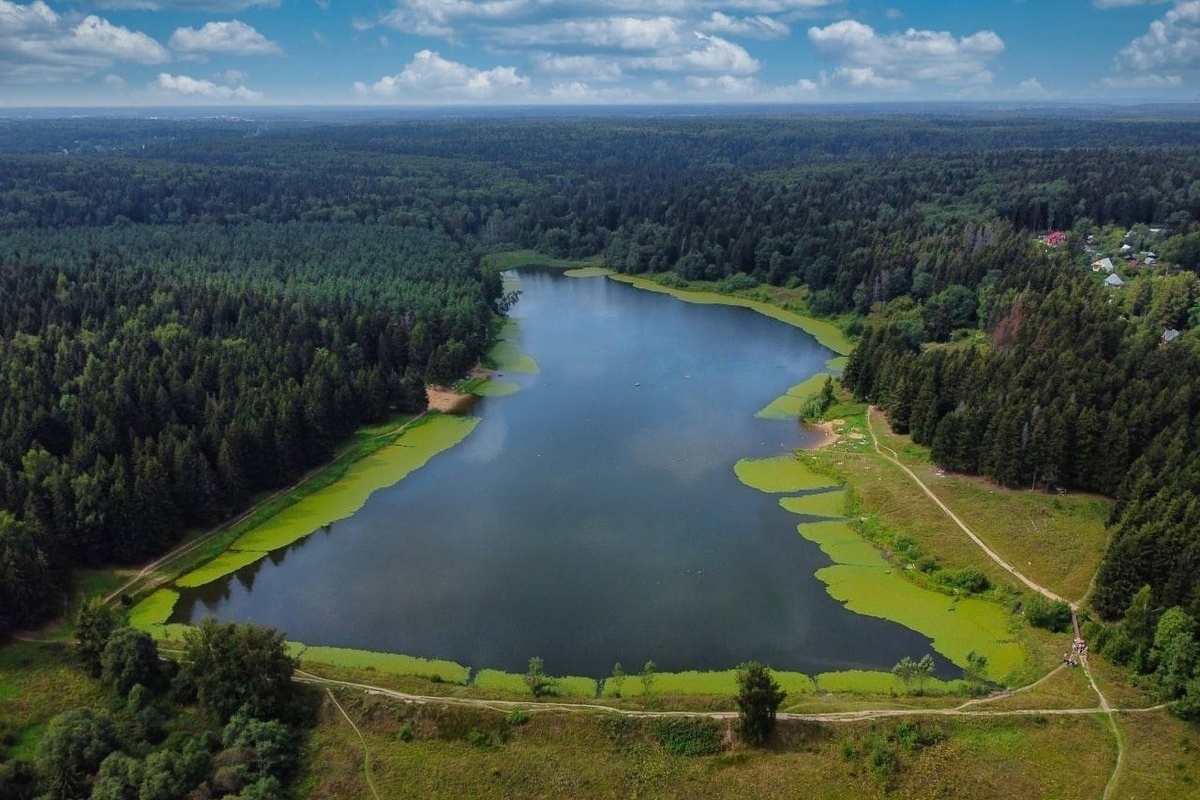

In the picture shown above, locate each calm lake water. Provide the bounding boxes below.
[176,271,948,677]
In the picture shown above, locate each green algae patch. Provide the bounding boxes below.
[756,394,808,421]
[565,267,614,278]
[227,415,479,555]
[734,456,838,494]
[757,373,832,420]
[129,589,179,630]
[604,669,814,698]
[473,379,519,397]
[608,274,852,355]
[780,490,848,519]
[815,669,962,695]
[798,520,1023,681]
[487,340,539,374]
[175,549,269,588]
[496,317,522,341]
[473,669,597,698]
[297,645,470,684]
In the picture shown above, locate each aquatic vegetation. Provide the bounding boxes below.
[608,274,853,355]
[175,549,270,589]
[473,669,598,698]
[814,669,960,695]
[487,340,539,374]
[128,589,180,629]
[756,374,832,420]
[174,415,479,589]
[473,380,520,397]
[564,267,615,278]
[734,456,839,494]
[603,669,815,697]
[798,520,1023,679]
[296,645,470,684]
[780,490,848,519]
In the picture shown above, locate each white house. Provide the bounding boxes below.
[1092,257,1115,273]
[1105,273,1125,288]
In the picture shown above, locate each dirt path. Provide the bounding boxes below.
[325,687,382,800]
[294,669,1164,725]
[864,407,1070,607]
[1083,655,1126,800]
[864,406,1125,798]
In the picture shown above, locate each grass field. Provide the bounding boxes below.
[857,411,1111,605]
[294,686,1138,800]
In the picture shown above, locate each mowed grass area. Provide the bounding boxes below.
[296,688,1127,800]
[866,411,1111,604]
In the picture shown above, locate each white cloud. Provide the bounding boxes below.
[630,32,760,73]
[885,8,903,20]
[169,20,283,57]
[496,16,684,50]
[0,2,167,82]
[808,19,1004,89]
[1093,0,1171,7]
[533,52,623,81]
[156,71,264,100]
[547,80,638,102]
[381,0,529,38]
[697,12,788,39]
[1101,72,1184,87]
[355,49,529,99]
[96,0,278,10]
[822,66,909,90]
[1115,0,1200,72]
[683,73,819,101]
[71,15,169,63]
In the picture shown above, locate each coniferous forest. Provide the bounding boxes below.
[1,112,1199,657]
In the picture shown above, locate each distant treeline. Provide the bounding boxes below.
[2,114,1199,637]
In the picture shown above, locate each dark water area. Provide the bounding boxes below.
[177,270,949,677]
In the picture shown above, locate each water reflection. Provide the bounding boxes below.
[176,270,951,678]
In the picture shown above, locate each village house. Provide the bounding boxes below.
[1092,257,1115,273]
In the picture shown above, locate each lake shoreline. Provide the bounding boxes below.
[802,420,838,451]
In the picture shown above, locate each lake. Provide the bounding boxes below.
[175,270,949,677]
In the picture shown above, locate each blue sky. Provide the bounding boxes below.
[1,0,1198,106]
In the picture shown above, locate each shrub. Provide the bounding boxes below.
[1025,595,1073,633]
[652,719,723,757]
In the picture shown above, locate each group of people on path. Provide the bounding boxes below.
[1063,636,1088,667]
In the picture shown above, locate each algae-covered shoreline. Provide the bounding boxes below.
[132,260,1023,694]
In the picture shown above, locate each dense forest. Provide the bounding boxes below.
[1,114,1199,676]
[0,219,499,636]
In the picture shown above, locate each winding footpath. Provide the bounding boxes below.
[864,406,1123,799]
[864,407,1071,607]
